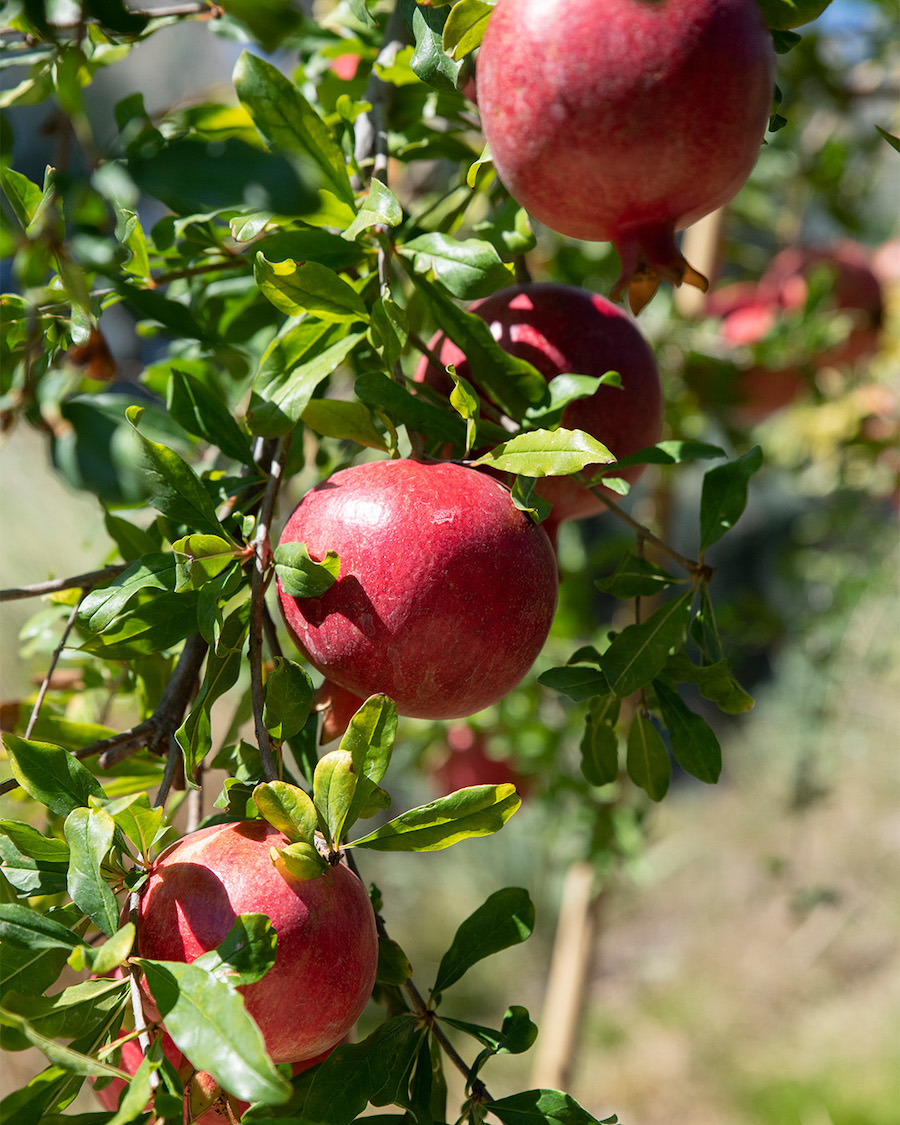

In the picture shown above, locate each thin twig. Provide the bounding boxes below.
[153,739,184,807]
[24,595,84,739]
[0,633,206,798]
[249,436,292,783]
[1,564,128,602]
[590,484,707,576]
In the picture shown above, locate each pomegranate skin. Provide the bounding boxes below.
[415,285,663,522]
[277,459,559,719]
[136,820,378,1065]
[477,0,776,310]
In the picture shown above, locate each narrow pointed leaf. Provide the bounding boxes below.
[626,711,671,802]
[126,407,227,536]
[652,679,722,784]
[255,255,367,323]
[77,553,176,633]
[63,807,119,937]
[137,959,291,1106]
[2,734,105,818]
[349,785,520,852]
[0,1006,128,1078]
[599,590,694,699]
[192,914,278,988]
[432,888,534,995]
[595,555,679,598]
[488,1089,616,1125]
[0,904,88,953]
[1,976,128,1051]
[263,659,315,742]
[167,367,255,466]
[580,694,620,787]
[699,445,763,552]
[0,822,69,898]
[538,663,609,702]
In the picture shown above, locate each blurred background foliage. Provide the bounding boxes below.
[1,0,898,1122]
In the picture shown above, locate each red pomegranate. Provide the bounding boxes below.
[277,459,558,720]
[476,0,775,312]
[430,725,530,799]
[414,284,663,523]
[136,820,378,1066]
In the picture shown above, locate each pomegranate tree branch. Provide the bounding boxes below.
[249,436,292,783]
[1,564,128,602]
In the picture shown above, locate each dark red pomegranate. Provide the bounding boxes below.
[414,284,663,523]
[476,0,776,312]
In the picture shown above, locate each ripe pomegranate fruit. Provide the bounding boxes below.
[414,284,663,524]
[277,459,558,719]
[476,0,776,311]
[136,820,378,1065]
[93,1028,333,1122]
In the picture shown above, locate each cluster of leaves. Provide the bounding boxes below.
[4,0,888,1122]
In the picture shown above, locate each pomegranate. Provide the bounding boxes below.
[476,0,776,311]
[414,284,663,523]
[136,820,378,1065]
[277,459,558,719]
[430,725,530,799]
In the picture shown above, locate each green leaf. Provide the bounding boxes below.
[172,534,239,592]
[342,178,403,241]
[442,0,494,59]
[402,0,463,91]
[626,711,671,802]
[77,590,200,661]
[0,823,70,898]
[409,276,547,420]
[612,439,726,470]
[274,542,341,597]
[651,679,722,784]
[313,750,357,848]
[0,1005,128,1078]
[349,785,520,852]
[432,887,534,996]
[137,959,291,1106]
[0,167,43,228]
[1,976,128,1053]
[339,694,397,790]
[599,590,694,699]
[234,51,355,207]
[376,936,413,987]
[580,694,621,787]
[355,370,467,447]
[441,1005,538,1056]
[370,290,409,373]
[595,555,679,598]
[2,734,105,819]
[294,1014,421,1119]
[488,1089,615,1125]
[263,659,315,742]
[475,428,614,477]
[193,914,279,988]
[250,319,365,438]
[399,233,514,299]
[301,398,389,452]
[167,368,255,467]
[253,780,319,845]
[219,0,304,52]
[876,124,900,153]
[254,255,368,323]
[538,662,609,702]
[96,793,168,862]
[72,923,135,977]
[522,373,616,430]
[126,407,228,537]
[0,904,88,954]
[63,807,120,937]
[699,446,763,553]
[77,554,175,634]
[662,653,754,715]
[271,840,329,881]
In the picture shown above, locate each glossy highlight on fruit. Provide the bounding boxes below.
[136,819,378,1065]
[277,459,559,719]
[477,0,776,311]
[415,284,663,523]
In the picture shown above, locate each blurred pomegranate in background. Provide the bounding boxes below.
[430,725,530,799]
